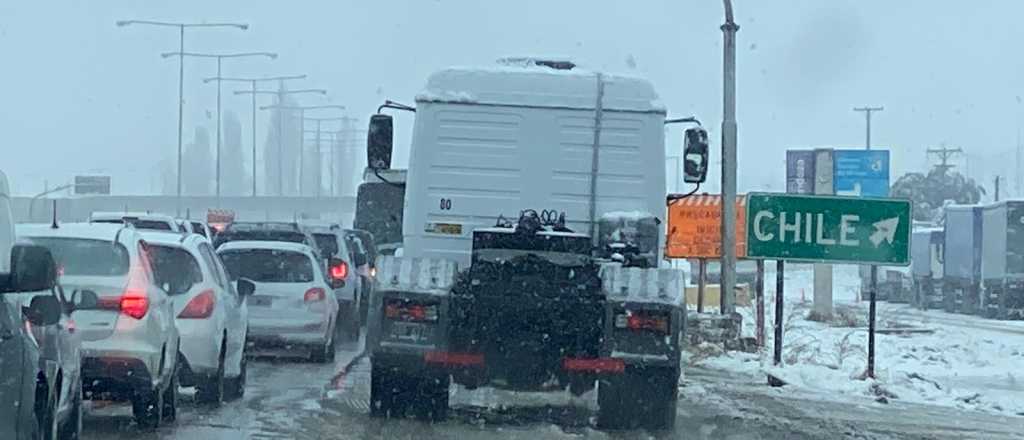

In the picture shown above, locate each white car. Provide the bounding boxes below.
[90,212,182,232]
[303,225,361,340]
[177,219,213,241]
[140,231,253,404]
[217,241,341,363]
[18,223,181,429]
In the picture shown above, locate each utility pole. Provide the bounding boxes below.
[853,106,883,150]
[926,144,963,174]
[995,175,1001,202]
[720,0,739,316]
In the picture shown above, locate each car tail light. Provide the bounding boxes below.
[330,261,349,280]
[119,289,149,320]
[304,287,326,303]
[384,299,438,322]
[370,267,377,278]
[614,310,670,334]
[178,289,216,319]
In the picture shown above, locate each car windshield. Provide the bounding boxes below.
[219,249,314,283]
[25,237,129,277]
[148,245,203,295]
[12,3,1024,439]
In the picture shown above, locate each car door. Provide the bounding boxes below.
[0,297,30,439]
[199,243,246,364]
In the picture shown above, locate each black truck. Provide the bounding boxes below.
[365,211,686,430]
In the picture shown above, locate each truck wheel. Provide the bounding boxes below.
[370,362,406,418]
[943,287,956,313]
[412,374,450,422]
[597,369,677,431]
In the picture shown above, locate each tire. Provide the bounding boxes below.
[161,371,177,422]
[59,380,82,440]
[132,387,162,430]
[310,332,335,363]
[40,383,58,440]
[225,349,247,401]
[597,369,678,431]
[196,346,226,405]
[370,362,409,418]
[413,374,450,422]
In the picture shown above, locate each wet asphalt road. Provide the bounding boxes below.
[79,336,1024,440]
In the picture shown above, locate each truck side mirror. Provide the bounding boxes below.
[367,114,394,170]
[682,127,709,184]
[10,244,57,292]
[24,295,61,326]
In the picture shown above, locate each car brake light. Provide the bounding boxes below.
[614,310,669,334]
[304,287,326,303]
[120,289,149,320]
[178,289,216,319]
[384,299,438,322]
[330,261,349,280]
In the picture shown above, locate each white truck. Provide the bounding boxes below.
[359,59,708,430]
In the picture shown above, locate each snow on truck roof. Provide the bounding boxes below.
[417,59,666,113]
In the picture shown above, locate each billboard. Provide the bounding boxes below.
[786,150,816,194]
[833,150,890,197]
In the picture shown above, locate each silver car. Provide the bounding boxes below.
[1,243,72,440]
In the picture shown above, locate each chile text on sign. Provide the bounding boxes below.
[745,193,911,265]
[666,194,746,259]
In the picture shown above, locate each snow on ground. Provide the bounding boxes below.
[692,264,1024,417]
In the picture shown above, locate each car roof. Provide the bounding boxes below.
[91,211,176,223]
[17,222,139,243]
[138,230,205,248]
[216,240,315,254]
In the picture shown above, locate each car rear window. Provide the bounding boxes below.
[26,237,130,276]
[148,245,203,295]
[218,249,314,283]
[313,233,339,258]
[190,222,207,237]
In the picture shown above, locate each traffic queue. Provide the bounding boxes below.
[0,170,376,438]
[867,200,1024,321]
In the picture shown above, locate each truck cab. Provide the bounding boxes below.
[360,59,700,430]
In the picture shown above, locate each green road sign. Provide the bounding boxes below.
[745,192,911,265]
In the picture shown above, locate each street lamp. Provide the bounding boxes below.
[116,19,249,215]
[303,117,347,198]
[260,104,345,196]
[720,0,740,315]
[250,90,329,195]
[160,51,277,201]
[204,75,308,196]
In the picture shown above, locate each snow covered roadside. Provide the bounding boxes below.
[688,265,1024,417]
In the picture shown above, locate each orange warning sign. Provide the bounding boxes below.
[666,194,747,258]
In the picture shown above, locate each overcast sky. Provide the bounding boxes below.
[2,1,1022,196]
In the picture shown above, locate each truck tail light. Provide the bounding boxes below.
[304,287,326,303]
[614,310,670,334]
[384,299,438,322]
[178,289,216,319]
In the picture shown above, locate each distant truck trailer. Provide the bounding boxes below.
[943,205,984,314]
[981,200,1024,319]
[911,227,944,310]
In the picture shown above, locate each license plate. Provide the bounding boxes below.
[424,222,462,235]
[249,296,272,307]
[389,322,431,343]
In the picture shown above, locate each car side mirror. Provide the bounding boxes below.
[70,289,99,312]
[367,114,394,170]
[10,244,57,292]
[682,127,709,184]
[236,278,256,297]
[23,295,61,326]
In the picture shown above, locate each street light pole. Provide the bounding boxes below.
[853,106,884,150]
[116,20,248,215]
[260,104,345,196]
[162,52,276,201]
[720,0,740,315]
[206,76,306,197]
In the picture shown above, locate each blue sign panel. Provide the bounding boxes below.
[786,150,816,194]
[833,150,890,197]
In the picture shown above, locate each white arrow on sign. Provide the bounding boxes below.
[869,217,899,247]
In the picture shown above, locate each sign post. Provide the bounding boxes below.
[747,192,910,380]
